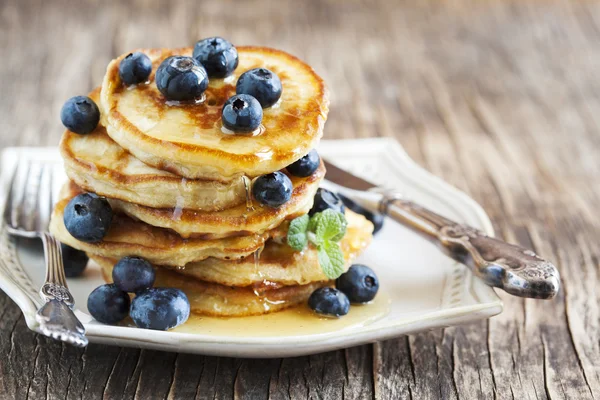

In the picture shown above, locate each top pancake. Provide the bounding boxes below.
[101,46,329,181]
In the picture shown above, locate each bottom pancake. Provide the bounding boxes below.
[94,255,329,317]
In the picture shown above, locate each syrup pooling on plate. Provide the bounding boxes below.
[174,290,391,336]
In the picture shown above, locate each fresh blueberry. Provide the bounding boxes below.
[286,149,320,177]
[222,94,263,132]
[236,68,282,108]
[119,52,152,85]
[60,96,100,135]
[337,193,384,234]
[130,288,190,330]
[155,56,208,101]
[336,264,379,303]
[112,256,156,293]
[309,188,345,216]
[63,193,113,243]
[308,287,350,317]
[252,171,293,208]
[192,37,238,78]
[61,243,89,277]
[87,284,130,325]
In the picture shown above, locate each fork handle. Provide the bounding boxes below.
[39,233,75,307]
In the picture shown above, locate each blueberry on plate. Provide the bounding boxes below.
[87,284,130,325]
[112,256,155,293]
[308,287,350,317]
[130,288,190,330]
[236,68,282,108]
[337,193,384,234]
[63,193,113,243]
[61,243,89,277]
[336,264,379,303]
[309,188,345,216]
[119,52,152,85]
[222,94,263,132]
[155,56,208,101]
[286,150,320,178]
[193,37,238,78]
[252,171,293,208]
[60,96,100,135]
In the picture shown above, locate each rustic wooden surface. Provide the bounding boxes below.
[0,0,599,398]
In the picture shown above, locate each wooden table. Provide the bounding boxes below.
[1,0,598,398]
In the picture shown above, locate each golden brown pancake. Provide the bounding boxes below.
[168,209,374,286]
[100,47,329,181]
[50,182,288,266]
[108,162,325,238]
[61,88,246,211]
[95,255,329,317]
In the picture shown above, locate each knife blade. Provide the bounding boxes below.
[322,160,376,191]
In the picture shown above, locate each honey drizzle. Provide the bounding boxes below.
[252,245,274,311]
[242,175,254,211]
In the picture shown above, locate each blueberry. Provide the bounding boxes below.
[112,256,156,293]
[192,37,238,78]
[336,264,379,303]
[286,149,320,177]
[130,288,190,330]
[309,188,345,216]
[119,52,152,85]
[87,284,130,325]
[252,171,293,208]
[63,193,113,243]
[338,193,384,234]
[222,94,263,132]
[236,68,282,108]
[155,56,208,101]
[60,96,100,135]
[308,287,350,317]
[61,243,89,277]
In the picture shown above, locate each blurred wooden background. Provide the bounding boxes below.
[1,0,599,398]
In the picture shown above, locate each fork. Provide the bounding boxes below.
[3,160,88,347]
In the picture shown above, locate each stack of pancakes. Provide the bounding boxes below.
[50,47,374,317]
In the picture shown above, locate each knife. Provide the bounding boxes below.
[323,159,560,299]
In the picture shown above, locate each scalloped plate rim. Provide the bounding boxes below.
[0,138,502,357]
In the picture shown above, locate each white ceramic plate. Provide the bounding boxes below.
[0,138,502,357]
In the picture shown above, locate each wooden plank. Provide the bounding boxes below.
[0,0,599,399]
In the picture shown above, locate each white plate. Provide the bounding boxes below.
[0,138,502,357]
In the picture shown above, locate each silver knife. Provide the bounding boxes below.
[323,159,560,299]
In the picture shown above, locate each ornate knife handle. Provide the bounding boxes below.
[380,195,560,299]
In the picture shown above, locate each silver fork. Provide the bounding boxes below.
[3,160,88,347]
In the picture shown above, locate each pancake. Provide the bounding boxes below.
[50,182,286,266]
[95,255,329,317]
[109,162,325,238]
[164,208,374,286]
[100,47,329,181]
[61,88,246,211]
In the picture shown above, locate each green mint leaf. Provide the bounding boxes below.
[317,241,345,279]
[314,209,347,242]
[287,214,310,251]
[307,231,322,247]
[307,212,322,233]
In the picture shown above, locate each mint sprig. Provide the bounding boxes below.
[287,214,309,251]
[286,209,348,279]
